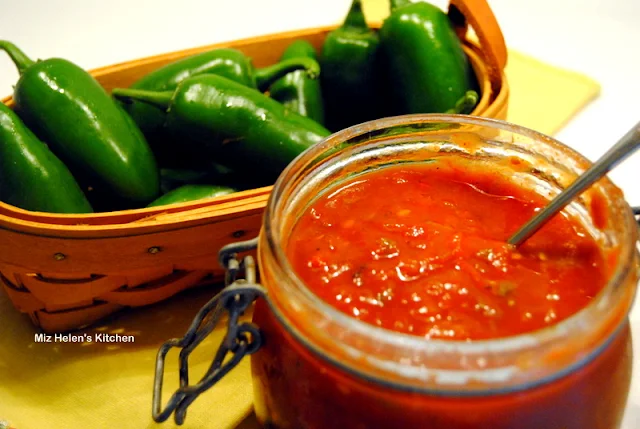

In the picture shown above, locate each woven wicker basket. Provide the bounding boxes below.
[0,0,509,332]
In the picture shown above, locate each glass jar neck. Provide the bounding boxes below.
[259,115,639,395]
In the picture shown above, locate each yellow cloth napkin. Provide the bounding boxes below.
[503,50,600,135]
[0,5,601,429]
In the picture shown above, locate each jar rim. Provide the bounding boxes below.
[263,114,638,363]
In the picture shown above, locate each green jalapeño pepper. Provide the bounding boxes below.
[160,163,269,194]
[160,165,232,194]
[320,0,381,132]
[0,103,93,214]
[125,48,320,138]
[0,41,160,204]
[147,184,237,208]
[379,0,476,114]
[268,40,325,125]
[112,75,331,178]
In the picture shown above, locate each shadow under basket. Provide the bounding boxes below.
[0,0,509,332]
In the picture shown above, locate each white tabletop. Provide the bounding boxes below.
[1,0,639,427]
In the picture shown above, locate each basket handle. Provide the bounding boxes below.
[447,0,507,94]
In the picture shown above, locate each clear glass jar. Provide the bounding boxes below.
[252,115,639,429]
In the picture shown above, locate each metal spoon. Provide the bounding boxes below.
[508,121,640,247]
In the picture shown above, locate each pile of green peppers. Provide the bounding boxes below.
[0,0,479,214]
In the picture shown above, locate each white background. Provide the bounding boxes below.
[1,0,639,427]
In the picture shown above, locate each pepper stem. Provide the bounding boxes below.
[0,41,35,75]
[111,88,173,111]
[390,0,412,11]
[342,0,368,29]
[446,90,480,114]
[255,57,321,91]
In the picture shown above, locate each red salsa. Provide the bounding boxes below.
[251,142,634,429]
[286,163,607,340]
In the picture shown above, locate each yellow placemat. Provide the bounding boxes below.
[504,50,600,135]
[0,9,601,429]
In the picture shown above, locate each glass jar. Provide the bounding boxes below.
[252,115,639,429]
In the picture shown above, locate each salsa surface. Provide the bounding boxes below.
[286,162,607,340]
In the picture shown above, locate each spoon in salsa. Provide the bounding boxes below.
[508,121,640,247]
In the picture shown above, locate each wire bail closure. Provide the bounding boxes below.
[152,237,264,425]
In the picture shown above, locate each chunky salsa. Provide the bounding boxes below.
[252,160,632,429]
[286,162,607,340]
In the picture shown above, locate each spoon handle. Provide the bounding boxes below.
[508,121,640,247]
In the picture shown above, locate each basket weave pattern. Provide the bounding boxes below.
[1,267,214,331]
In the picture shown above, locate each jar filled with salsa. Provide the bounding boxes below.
[251,115,639,429]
